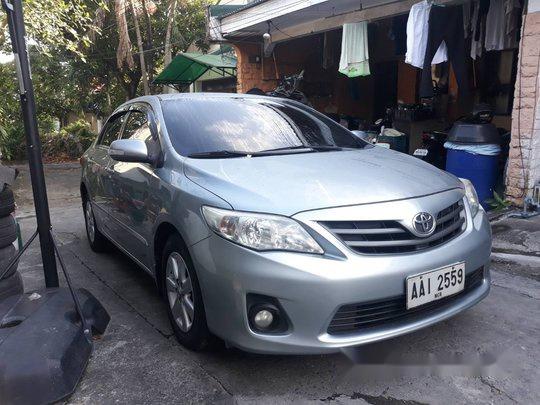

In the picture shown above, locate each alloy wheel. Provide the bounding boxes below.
[166,252,194,332]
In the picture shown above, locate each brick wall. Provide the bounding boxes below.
[233,38,319,93]
[233,43,278,93]
[507,11,540,204]
[232,31,381,119]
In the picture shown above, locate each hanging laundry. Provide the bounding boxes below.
[339,22,370,77]
[470,0,486,59]
[463,1,471,38]
[485,0,506,50]
[405,0,448,68]
[485,0,520,51]
[420,5,468,99]
[504,0,521,48]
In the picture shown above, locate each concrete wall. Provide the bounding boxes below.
[507,4,540,204]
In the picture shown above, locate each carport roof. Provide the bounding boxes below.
[153,52,236,87]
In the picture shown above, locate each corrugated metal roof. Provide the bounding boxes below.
[215,0,269,19]
[208,4,244,18]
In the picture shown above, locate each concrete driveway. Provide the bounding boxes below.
[10,163,540,404]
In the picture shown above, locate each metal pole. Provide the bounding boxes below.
[2,0,59,287]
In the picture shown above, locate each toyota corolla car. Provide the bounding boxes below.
[80,94,491,354]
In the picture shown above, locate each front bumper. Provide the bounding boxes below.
[191,190,492,354]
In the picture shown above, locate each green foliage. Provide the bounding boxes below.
[41,120,96,160]
[0,0,105,58]
[486,191,513,212]
[0,0,213,161]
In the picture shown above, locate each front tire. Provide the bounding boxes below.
[83,198,108,252]
[161,234,212,351]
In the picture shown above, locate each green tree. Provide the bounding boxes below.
[0,0,104,57]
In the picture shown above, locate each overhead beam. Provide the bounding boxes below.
[267,0,455,43]
[220,0,331,36]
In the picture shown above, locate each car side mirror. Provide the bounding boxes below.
[109,139,152,163]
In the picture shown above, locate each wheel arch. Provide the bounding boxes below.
[80,182,88,201]
[153,221,189,296]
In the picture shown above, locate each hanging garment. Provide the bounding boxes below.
[420,5,469,99]
[339,21,370,77]
[504,0,521,48]
[405,0,448,68]
[463,1,471,38]
[485,0,506,50]
[485,0,520,50]
[475,0,491,41]
[471,0,485,59]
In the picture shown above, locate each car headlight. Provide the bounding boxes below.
[202,206,324,254]
[459,178,480,217]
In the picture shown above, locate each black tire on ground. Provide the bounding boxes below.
[82,198,109,253]
[0,271,23,301]
[0,215,17,249]
[161,234,214,351]
[0,244,19,279]
[0,185,15,217]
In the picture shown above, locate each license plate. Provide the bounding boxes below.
[406,263,465,309]
[413,148,428,157]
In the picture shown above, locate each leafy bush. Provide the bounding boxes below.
[41,120,96,161]
[0,124,26,161]
[486,191,513,212]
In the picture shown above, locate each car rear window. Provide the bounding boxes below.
[161,97,365,156]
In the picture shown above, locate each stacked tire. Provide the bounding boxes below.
[0,184,22,301]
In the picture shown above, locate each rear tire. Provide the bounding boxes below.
[83,198,109,252]
[0,244,19,279]
[0,186,15,217]
[161,234,213,351]
[0,215,17,249]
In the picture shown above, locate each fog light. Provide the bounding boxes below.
[254,309,274,329]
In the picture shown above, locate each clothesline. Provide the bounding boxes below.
[337,0,521,99]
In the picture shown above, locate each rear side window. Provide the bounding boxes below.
[99,114,126,147]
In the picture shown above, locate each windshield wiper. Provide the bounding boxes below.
[189,145,345,159]
[251,145,344,156]
[310,145,343,151]
[257,145,309,153]
[187,150,250,159]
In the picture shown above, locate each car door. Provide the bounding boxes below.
[88,112,128,231]
[107,105,162,268]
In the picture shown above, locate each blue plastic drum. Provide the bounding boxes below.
[445,149,499,209]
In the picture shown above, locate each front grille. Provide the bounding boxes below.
[327,267,484,335]
[320,200,465,255]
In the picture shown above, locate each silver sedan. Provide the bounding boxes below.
[80,94,491,354]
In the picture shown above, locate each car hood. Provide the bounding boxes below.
[184,147,461,216]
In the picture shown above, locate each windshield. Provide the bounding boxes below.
[161,97,367,157]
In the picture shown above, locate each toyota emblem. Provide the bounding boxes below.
[412,212,436,236]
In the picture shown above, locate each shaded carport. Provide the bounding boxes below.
[154,52,237,91]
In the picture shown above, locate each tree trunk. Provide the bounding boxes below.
[130,0,150,96]
[163,0,177,94]
[141,0,154,85]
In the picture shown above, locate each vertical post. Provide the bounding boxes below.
[2,0,58,287]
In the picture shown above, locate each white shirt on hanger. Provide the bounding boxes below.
[405,0,448,68]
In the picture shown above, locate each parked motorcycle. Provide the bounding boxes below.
[247,71,310,105]
[413,130,448,170]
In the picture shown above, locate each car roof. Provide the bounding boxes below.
[124,93,273,103]
[117,93,301,115]
[156,92,267,101]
